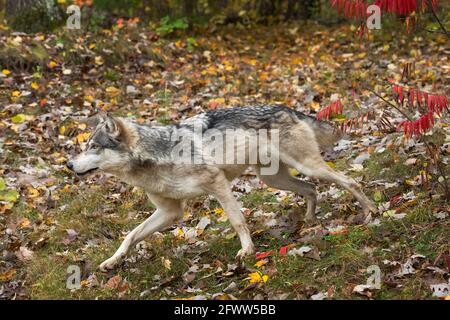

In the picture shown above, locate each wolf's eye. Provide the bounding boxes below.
[89,143,101,150]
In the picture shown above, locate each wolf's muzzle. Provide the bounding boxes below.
[66,161,74,171]
[65,161,98,176]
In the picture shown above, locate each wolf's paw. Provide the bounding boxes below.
[303,216,319,227]
[347,212,370,225]
[99,256,121,272]
[362,202,378,216]
[236,246,255,260]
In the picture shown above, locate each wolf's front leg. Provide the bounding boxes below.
[211,181,255,259]
[99,198,183,271]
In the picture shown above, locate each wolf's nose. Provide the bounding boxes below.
[66,161,74,171]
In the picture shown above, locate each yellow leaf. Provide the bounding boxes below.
[175,227,184,238]
[105,86,120,96]
[60,184,72,193]
[27,187,40,198]
[11,114,27,123]
[76,132,91,144]
[59,126,66,135]
[11,90,21,97]
[0,269,16,281]
[2,69,11,75]
[95,56,104,65]
[254,260,268,268]
[19,218,30,228]
[0,203,13,214]
[215,98,225,104]
[48,61,58,69]
[310,101,320,111]
[214,293,230,300]
[326,161,336,169]
[248,271,268,284]
[31,82,39,90]
[259,72,269,81]
[54,157,66,165]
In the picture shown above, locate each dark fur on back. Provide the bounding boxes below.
[203,105,308,130]
[191,105,341,150]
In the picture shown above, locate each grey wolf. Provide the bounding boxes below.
[66,105,376,271]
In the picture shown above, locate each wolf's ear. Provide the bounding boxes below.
[104,115,121,138]
[81,111,108,128]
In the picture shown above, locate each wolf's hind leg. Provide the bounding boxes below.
[283,155,376,216]
[253,164,317,223]
[99,196,183,271]
[210,176,254,259]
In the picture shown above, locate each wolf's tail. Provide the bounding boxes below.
[301,115,343,151]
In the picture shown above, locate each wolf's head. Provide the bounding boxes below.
[66,113,136,175]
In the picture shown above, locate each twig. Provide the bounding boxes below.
[426,0,450,40]
[364,87,414,121]
[422,27,448,35]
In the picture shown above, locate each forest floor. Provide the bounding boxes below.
[0,20,449,300]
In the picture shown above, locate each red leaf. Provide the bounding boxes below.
[316,99,344,121]
[329,229,348,236]
[255,251,273,260]
[279,246,289,256]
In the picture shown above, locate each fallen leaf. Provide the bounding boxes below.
[0,269,16,282]
[11,114,26,123]
[247,271,268,284]
[105,275,121,290]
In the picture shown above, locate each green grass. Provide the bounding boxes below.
[21,189,448,300]
[9,150,449,300]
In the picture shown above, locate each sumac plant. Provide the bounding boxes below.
[317,1,450,199]
[316,99,344,120]
[393,85,448,137]
[330,0,449,37]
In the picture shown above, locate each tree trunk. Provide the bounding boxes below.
[6,0,62,33]
[183,0,196,30]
